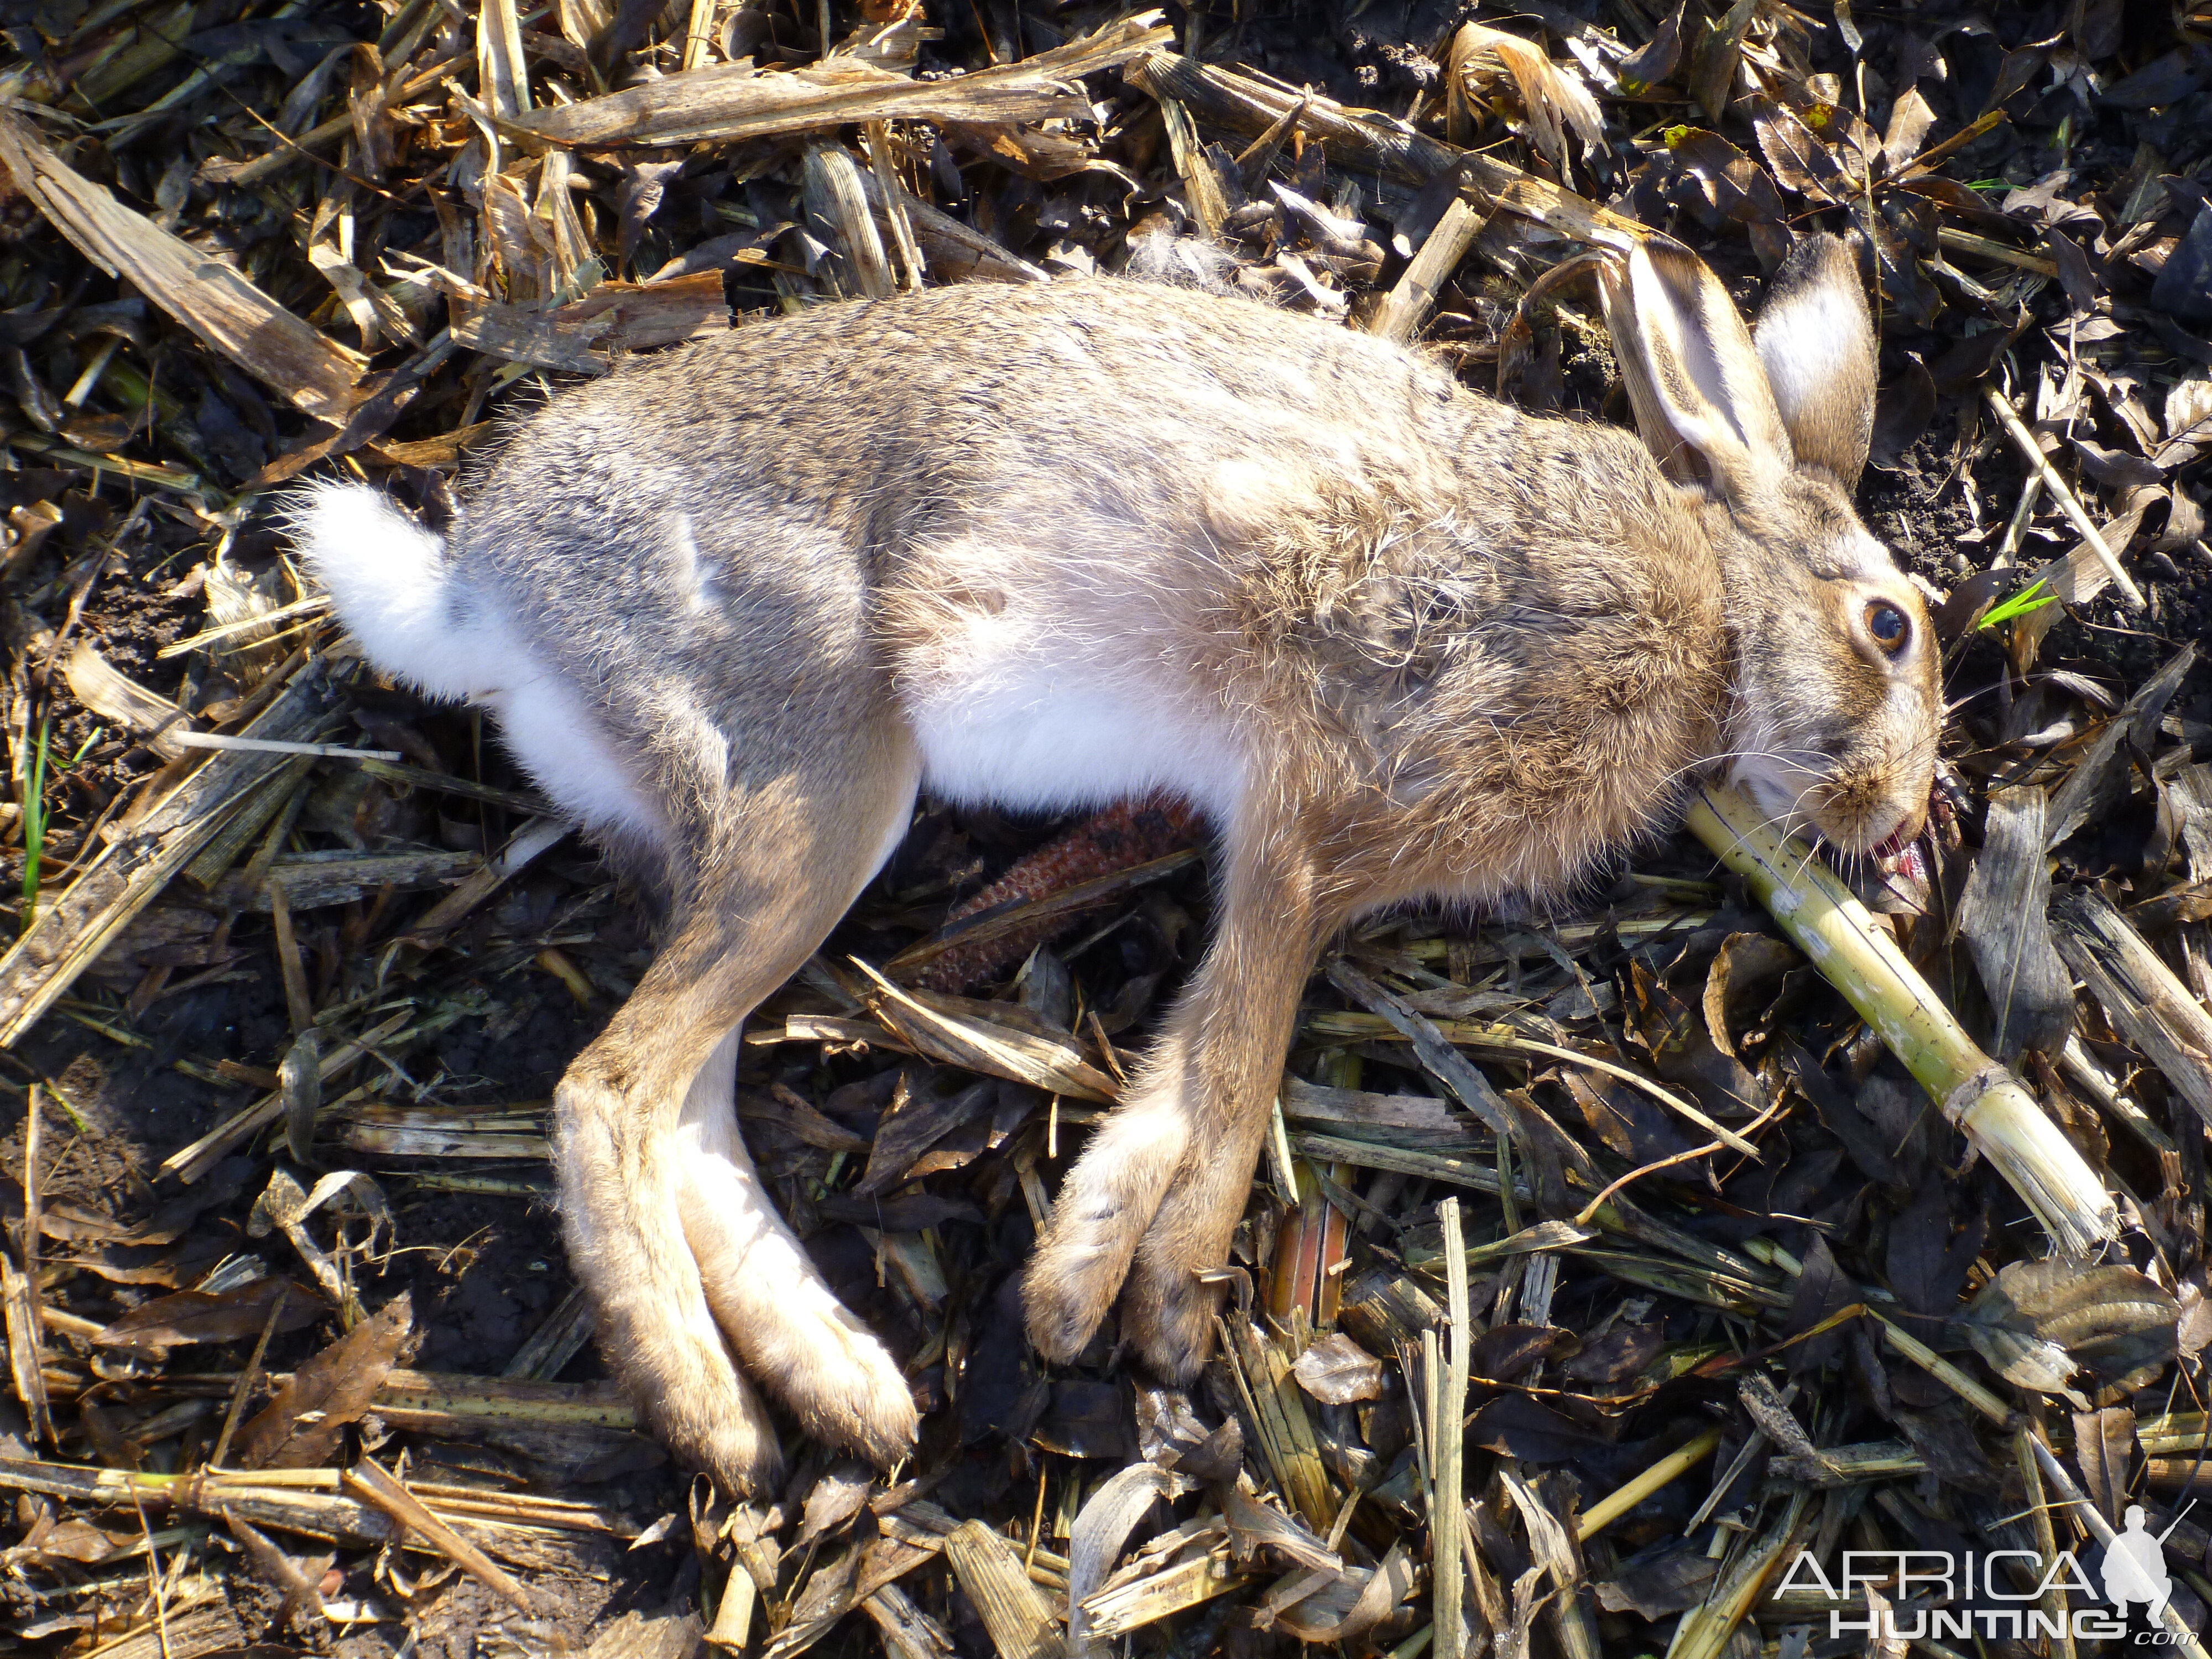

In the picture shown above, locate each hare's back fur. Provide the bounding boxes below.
[310,277,1723,894]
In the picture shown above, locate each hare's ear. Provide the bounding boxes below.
[1599,238,1794,499]
[1752,233,1877,484]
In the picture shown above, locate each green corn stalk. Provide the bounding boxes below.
[19,714,51,935]
[1686,782,2117,1254]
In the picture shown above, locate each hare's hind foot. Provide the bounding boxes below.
[554,723,924,1490]
[1028,842,1327,1379]
[555,1066,789,1494]
[676,1049,919,1464]
[1118,1107,1277,1381]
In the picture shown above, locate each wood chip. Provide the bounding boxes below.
[942,1520,1067,1658]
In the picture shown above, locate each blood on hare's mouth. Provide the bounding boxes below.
[1794,816,1929,894]
[1861,822,1929,888]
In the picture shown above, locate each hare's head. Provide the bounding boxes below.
[1601,233,1939,863]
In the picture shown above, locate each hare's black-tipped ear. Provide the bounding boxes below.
[1599,238,1795,500]
[1752,233,1877,484]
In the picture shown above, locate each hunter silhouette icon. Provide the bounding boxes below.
[2105,1506,2173,1620]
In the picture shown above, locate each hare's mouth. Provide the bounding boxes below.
[1804,818,1929,912]
[1871,832,1928,885]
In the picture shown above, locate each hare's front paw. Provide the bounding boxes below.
[1023,1098,1190,1363]
[1119,1130,1269,1381]
[554,1076,785,1493]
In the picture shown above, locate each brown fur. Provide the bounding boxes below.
[299,234,1938,1493]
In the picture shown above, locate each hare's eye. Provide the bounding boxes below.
[1865,602,1909,654]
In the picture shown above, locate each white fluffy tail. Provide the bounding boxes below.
[290,481,474,700]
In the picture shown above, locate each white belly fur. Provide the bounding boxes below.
[901,633,1243,822]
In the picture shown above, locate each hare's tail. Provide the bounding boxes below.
[290,480,477,701]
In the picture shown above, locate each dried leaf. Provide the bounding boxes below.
[507,15,1169,148]
[1966,1260,2177,1397]
[1274,1542,1418,1643]
[1288,1332,1384,1404]
[1464,1396,1605,1462]
[2073,1406,2136,1525]
[231,1292,413,1469]
[96,1277,320,1354]
[1955,786,2074,1061]
[799,1462,877,1546]
[1448,25,1603,175]
[1066,1461,1190,1658]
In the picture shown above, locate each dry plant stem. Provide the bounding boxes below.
[1996,469,2045,563]
[1684,784,2117,1252]
[1433,1197,1470,1659]
[1669,1494,1808,1659]
[1981,387,2145,607]
[208,1282,288,1472]
[2013,1422,2078,1659]
[2051,890,2212,1131]
[708,1558,757,1654]
[19,1083,38,1347]
[942,1520,1064,1659]
[344,1457,540,1612]
[864,122,925,291]
[1870,1312,2011,1426]
[268,884,312,1036]
[2031,1433,2212,1659]
[169,733,401,761]
[1369,197,1486,345]
[1577,1425,1725,1541]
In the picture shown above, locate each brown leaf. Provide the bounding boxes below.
[1955,786,2075,1062]
[1596,1543,1716,1616]
[1751,103,1851,205]
[1470,1324,1575,1385]
[1275,1541,1418,1644]
[96,1277,321,1354]
[2179,1275,2212,1359]
[1464,1396,1606,1462]
[2046,227,2098,316]
[1561,1324,1663,1385]
[1290,1332,1385,1404]
[1869,356,1937,471]
[1617,2,1683,92]
[2073,1407,2136,1525]
[1967,1260,2177,1397]
[1663,129,1787,235]
[32,1518,126,1564]
[857,1076,997,1197]
[1880,85,1938,169]
[1700,932,1801,1060]
[798,1461,877,1546]
[223,1509,330,1629]
[231,1292,413,1469]
[1783,1235,1860,1374]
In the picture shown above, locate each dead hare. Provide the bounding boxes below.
[294,233,1940,1493]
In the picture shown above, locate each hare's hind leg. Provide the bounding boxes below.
[555,723,921,1494]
